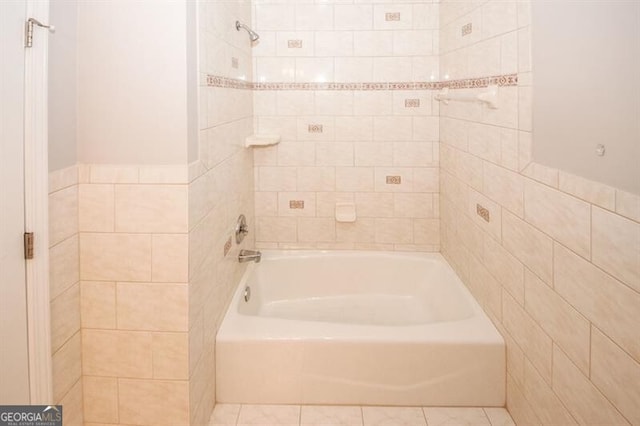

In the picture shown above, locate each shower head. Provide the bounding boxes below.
[235,21,259,43]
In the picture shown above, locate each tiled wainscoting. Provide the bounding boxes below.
[48,166,83,426]
[209,405,515,426]
[76,164,190,426]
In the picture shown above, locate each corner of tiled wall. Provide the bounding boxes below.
[190,0,256,424]
[439,1,640,425]
[48,165,82,426]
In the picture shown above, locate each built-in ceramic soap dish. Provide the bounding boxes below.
[245,134,281,148]
[335,202,356,223]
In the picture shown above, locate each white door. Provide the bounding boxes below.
[0,0,32,404]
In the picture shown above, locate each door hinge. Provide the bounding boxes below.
[25,18,55,48]
[24,232,34,260]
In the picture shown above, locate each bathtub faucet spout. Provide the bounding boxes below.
[238,249,261,263]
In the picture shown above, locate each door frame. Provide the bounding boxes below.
[24,0,53,404]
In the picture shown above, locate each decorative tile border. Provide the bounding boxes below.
[206,75,253,90]
[440,74,518,89]
[206,73,518,91]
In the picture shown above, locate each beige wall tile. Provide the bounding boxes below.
[374,167,414,193]
[116,283,188,332]
[52,332,82,403]
[336,219,376,244]
[79,184,114,232]
[522,359,577,425]
[298,218,336,242]
[355,192,394,218]
[592,206,640,292]
[454,150,483,192]
[89,165,138,183]
[456,213,484,256]
[355,142,394,167]
[83,376,118,424]
[152,234,189,283]
[255,192,278,217]
[80,233,152,282]
[440,170,468,211]
[506,374,542,426]
[483,162,524,217]
[139,165,189,184]
[277,192,317,217]
[615,190,640,222]
[118,379,189,426]
[316,192,353,218]
[413,219,440,245]
[552,346,630,425]
[49,165,78,194]
[521,162,558,188]
[524,269,590,374]
[413,167,439,193]
[81,281,116,329]
[468,255,502,320]
[115,185,188,233]
[393,142,434,167]
[152,332,189,380]
[502,210,553,284]
[49,186,78,246]
[58,379,83,426]
[297,167,335,191]
[524,180,591,259]
[483,408,515,426]
[591,328,640,425]
[468,189,501,240]
[554,243,640,362]
[558,172,615,210]
[82,329,152,378]
[315,142,354,166]
[336,167,374,192]
[483,236,524,304]
[277,143,315,167]
[502,291,552,383]
[375,218,413,244]
[49,234,79,300]
[393,193,434,218]
[257,217,297,242]
[50,283,80,353]
[258,167,297,191]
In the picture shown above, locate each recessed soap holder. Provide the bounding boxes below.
[235,214,249,243]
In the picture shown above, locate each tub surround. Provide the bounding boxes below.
[251,0,442,251]
[217,250,505,406]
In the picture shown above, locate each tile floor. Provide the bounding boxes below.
[208,404,515,426]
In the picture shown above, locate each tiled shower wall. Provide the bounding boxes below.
[190,1,255,424]
[251,0,441,250]
[48,166,83,426]
[438,1,640,425]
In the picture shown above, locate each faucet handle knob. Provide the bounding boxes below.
[235,214,249,243]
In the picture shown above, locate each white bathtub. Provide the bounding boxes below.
[216,250,505,406]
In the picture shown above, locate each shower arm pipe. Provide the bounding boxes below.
[235,20,259,42]
[435,85,499,109]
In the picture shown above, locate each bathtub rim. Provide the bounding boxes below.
[217,250,504,345]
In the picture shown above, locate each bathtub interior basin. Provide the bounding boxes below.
[216,250,505,406]
[240,251,477,326]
